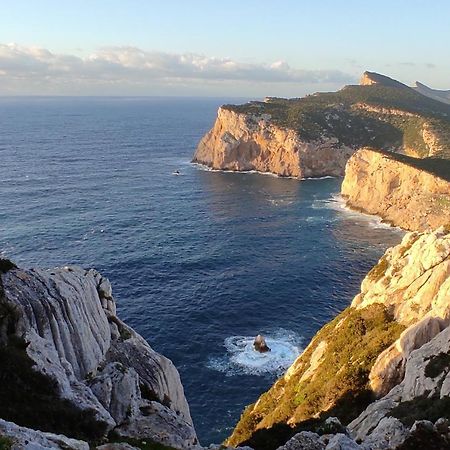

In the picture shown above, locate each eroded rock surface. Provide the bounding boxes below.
[193,107,354,178]
[342,148,450,231]
[0,419,89,450]
[0,264,196,449]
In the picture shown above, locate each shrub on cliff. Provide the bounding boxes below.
[227,304,404,449]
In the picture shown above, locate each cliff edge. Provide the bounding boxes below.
[227,227,450,450]
[193,72,450,177]
[0,262,197,449]
[341,148,450,231]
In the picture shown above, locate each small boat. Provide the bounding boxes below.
[172,170,181,175]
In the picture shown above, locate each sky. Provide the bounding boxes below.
[0,0,449,97]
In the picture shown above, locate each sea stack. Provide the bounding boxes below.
[254,334,271,353]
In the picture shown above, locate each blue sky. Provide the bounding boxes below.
[0,0,449,96]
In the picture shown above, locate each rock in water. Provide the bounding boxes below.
[254,334,271,353]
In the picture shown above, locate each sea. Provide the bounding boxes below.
[0,97,404,445]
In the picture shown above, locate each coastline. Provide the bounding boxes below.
[193,161,403,232]
[191,161,338,181]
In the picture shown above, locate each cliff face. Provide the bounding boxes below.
[0,263,197,449]
[193,107,354,178]
[341,148,450,231]
[227,228,450,450]
[193,72,450,177]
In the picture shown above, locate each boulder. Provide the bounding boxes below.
[0,418,89,450]
[254,334,271,353]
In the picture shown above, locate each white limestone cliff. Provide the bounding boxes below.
[192,107,354,178]
[341,148,450,231]
[0,264,197,449]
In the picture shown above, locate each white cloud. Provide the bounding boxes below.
[0,43,356,95]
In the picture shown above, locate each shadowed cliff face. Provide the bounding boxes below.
[0,263,197,449]
[342,148,450,231]
[226,228,450,450]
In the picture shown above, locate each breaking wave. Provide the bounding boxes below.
[207,329,302,376]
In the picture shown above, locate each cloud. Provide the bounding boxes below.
[0,43,355,95]
[398,61,437,69]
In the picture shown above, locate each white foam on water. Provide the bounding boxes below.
[192,163,298,179]
[266,198,294,207]
[207,329,302,376]
[312,194,403,231]
[301,175,337,180]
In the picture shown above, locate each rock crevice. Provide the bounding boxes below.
[0,264,197,449]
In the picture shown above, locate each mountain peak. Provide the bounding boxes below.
[360,71,409,88]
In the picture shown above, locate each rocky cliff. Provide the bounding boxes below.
[193,72,450,177]
[193,106,354,178]
[0,262,197,449]
[226,227,450,450]
[341,148,450,231]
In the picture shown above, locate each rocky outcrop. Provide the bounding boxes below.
[274,416,450,450]
[0,419,89,450]
[341,148,450,231]
[193,72,450,178]
[349,324,450,443]
[192,107,354,178]
[227,228,450,450]
[359,71,409,89]
[0,263,197,449]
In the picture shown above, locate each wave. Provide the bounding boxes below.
[312,194,403,231]
[207,329,302,376]
[301,175,337,180]
[192,163,298,179]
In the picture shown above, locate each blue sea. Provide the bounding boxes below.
[0,97,403,445]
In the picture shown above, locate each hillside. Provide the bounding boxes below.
[227,228,450,450]
[414,81,450,105]
[223,75,450,159]
[193,72,450,179]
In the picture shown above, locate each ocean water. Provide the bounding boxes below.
[0,97,403,444]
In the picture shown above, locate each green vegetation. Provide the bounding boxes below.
[224,83,450,163]
[367,255,390,282]
[0,436,13,450]
[0,335,108,441]
[425,352,450,378]
[227,305,404,450]
[436,195,450,209]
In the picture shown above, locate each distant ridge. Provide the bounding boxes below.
[414,81,450,105]
[360,71,450,105]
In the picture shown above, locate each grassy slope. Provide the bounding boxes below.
[224,84,450,160]
[224,81,449,450]
[227,304,404,450]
